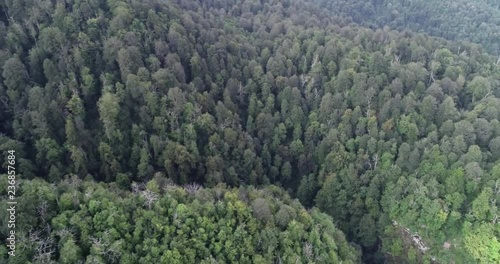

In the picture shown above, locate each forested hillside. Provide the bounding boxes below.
[0,178,359,263]
[0,0,499,263]
[317,0,500,54]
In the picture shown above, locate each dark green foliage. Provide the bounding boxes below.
[316,0,500,54]
[0,0,499,263]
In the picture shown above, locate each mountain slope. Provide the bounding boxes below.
[0,0,499,263]
[316,0,500,54]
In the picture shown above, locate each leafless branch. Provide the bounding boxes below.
[184,182,202,194]
[372,154,379,170]
[141,189,159,209]
[131,182,145,193]
[303,242,313,260]
[480,91,492,102]
[37,201,49,223]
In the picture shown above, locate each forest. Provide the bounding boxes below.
[317,0,500,55]
[0,0,499,263]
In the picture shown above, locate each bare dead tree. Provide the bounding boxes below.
[492,180,500,205]
[372,154,379,170]
[31,232,56,264]
[29,229,42,244]
[366,159,373,170]
[218,118,232,130]
[162,181,178,193]
[310,54,319,70]
[391,55,400,66]
[90,236,105,249]
[313,87,320,100]
[184,182,202,194]
[299,74,312,88]
[90,231,123,263]
[141,189,159,209]
[428,71,435,85]
[56,228,75,240]
[303,242,313,260]
[366,97,372,118]
[492,180,500,224]
[480,91,492,102]
[131,182,145,194]
[85,189,94,199]
[37,201,49,224]
[105,242,123,263]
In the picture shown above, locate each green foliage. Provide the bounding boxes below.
[0,179,360,263]
[463,222,500,263]
[0,0,499,263]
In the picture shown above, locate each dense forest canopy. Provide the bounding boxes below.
[317,0,500,55]
[0,0,499,263]
[0,178,359,263]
